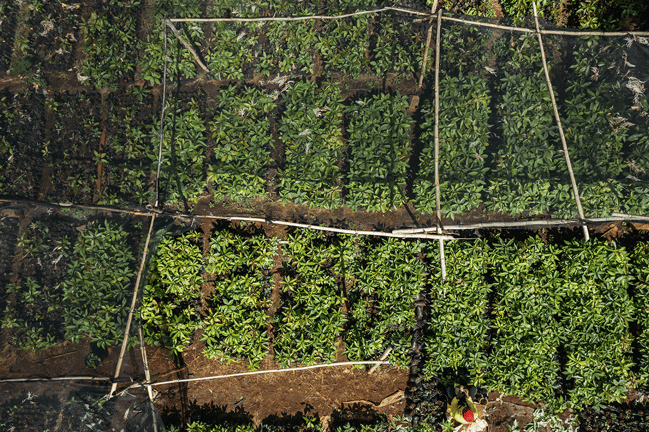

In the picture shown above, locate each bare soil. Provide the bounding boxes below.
[147,344,409,429]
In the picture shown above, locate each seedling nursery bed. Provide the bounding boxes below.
[2,0,649,431]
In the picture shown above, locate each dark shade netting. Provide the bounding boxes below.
[0,201,198,431]
[415,15,578,222]
[2,5,648,229]
[0,381,163,431]
[556,32,649,218]
[415,13,649,225]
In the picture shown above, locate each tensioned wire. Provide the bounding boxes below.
[162,5,649,35]
[3,200,648,235]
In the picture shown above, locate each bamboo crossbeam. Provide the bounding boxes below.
[441,15,649,36]
[167,10,649,36]
[199,214,457,240]
[150,361,391,387]
[0,199,157,217]
[611,212,649,220]
[168,6,429,23]
[0,198,461,239]
[533,1,589,241]
[392,215,649,234]
[441,15,535,33]
[109,214,157,399]
[542,29,649,36]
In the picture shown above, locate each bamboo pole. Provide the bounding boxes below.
[139,326,158,432]
[167,9,649,37]
[433,8,443,232]
[441,15,535,33]
[155,19,169,209]
[164,20,209,73]
[0,198,462,239]
[150,361,391,387]
[433,8,446,280]
[0,376,113,383]
[168,6,430,23]
[418,17,435,88]
[0,199,158,217]
[368,348,393,374]
[541,29,649,36]
[109,214,157,399]
[439,236,446,280]
[198,214,457,240]
[532,1,589,241]
[611,212,649,220]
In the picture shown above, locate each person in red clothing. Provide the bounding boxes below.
[446,385,478,424]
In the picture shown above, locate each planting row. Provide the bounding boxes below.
[0,0,426,88]
[425,234,649,412]
[0,212,146,353]
[141,222,426,369]
[140,224,649,413]
[2,77,648,220]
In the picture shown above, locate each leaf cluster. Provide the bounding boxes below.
[278,80,345,209]
[415,71,491,218]
[345,92,413,212]
[61,220,136,349]
[139,0,202,85]
[486,236,563,410]
[424,239,491,385]
[208,85,275,204]
[562,36,649,217]
[317,10,371,79]
[557,239,635,410]
[141,231,203,355]
[202,223,277,370]
[257,1,317,76]
[345,237,427,369]
[274,229,348,366]
[79,0,140,90]
[370,15,422,77]
[151,97,207,204]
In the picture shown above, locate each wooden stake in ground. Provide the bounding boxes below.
[532,1,590,241]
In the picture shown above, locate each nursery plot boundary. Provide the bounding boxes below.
[154,3,649,236]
